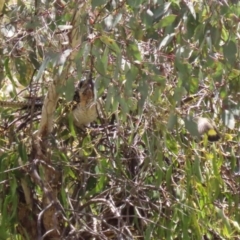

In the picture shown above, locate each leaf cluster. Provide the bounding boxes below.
[0,0,239,239]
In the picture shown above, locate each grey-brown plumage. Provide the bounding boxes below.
[72,80,98,127]
[195,117,220,142]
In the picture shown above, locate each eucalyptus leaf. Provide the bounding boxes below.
[223,41,237,65]
[92,0,107,8]
[159,33,175,49]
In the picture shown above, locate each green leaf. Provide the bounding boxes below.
[184,116,199,138]
[100,35,121,54]
[223,40,237,65]
[67,113,77,138]
[173,86,186,103]
[4,58,17,88]
[61,77,75,101]
[112,13,123,28]
[95,57,106,76]
[166,164,173,190]
[153,2,172,22]
[18,143,28,162]
[159,33,175,49]
[29,51,40,69]
[127,0,145,8]
[0,227,9,239]
[92,0,108,8]
[186,14,199,39]
[34,56,50,82]
[75,42,90,74]
[216,207,231,236]
[102,47,109,73]
[158,14,177,28]
[114,53,122,80]
[126,42,142,61]
[138,74,148,113]
[105,84,114,111]
[186,2,196,19]
[119,96,128,119]
[192,156,203,182]
[15,59,29,86]
[167,113,177,130]
[125,66,138,97]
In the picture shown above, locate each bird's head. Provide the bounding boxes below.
[73,78,96,106]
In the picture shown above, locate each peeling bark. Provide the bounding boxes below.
[29,3,87,239]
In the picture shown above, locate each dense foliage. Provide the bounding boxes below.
[0,0,239,239]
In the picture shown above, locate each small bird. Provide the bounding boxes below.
[195,117,220,142]
[71,78,98,127]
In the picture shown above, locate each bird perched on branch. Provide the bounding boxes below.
[195,117,221,142]
[71,78,98,127]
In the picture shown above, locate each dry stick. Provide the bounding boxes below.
[37,202,54,240]
[33,87,62,238]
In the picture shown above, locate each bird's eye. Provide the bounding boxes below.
[79,80,85,89]
[73,90,80,102]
